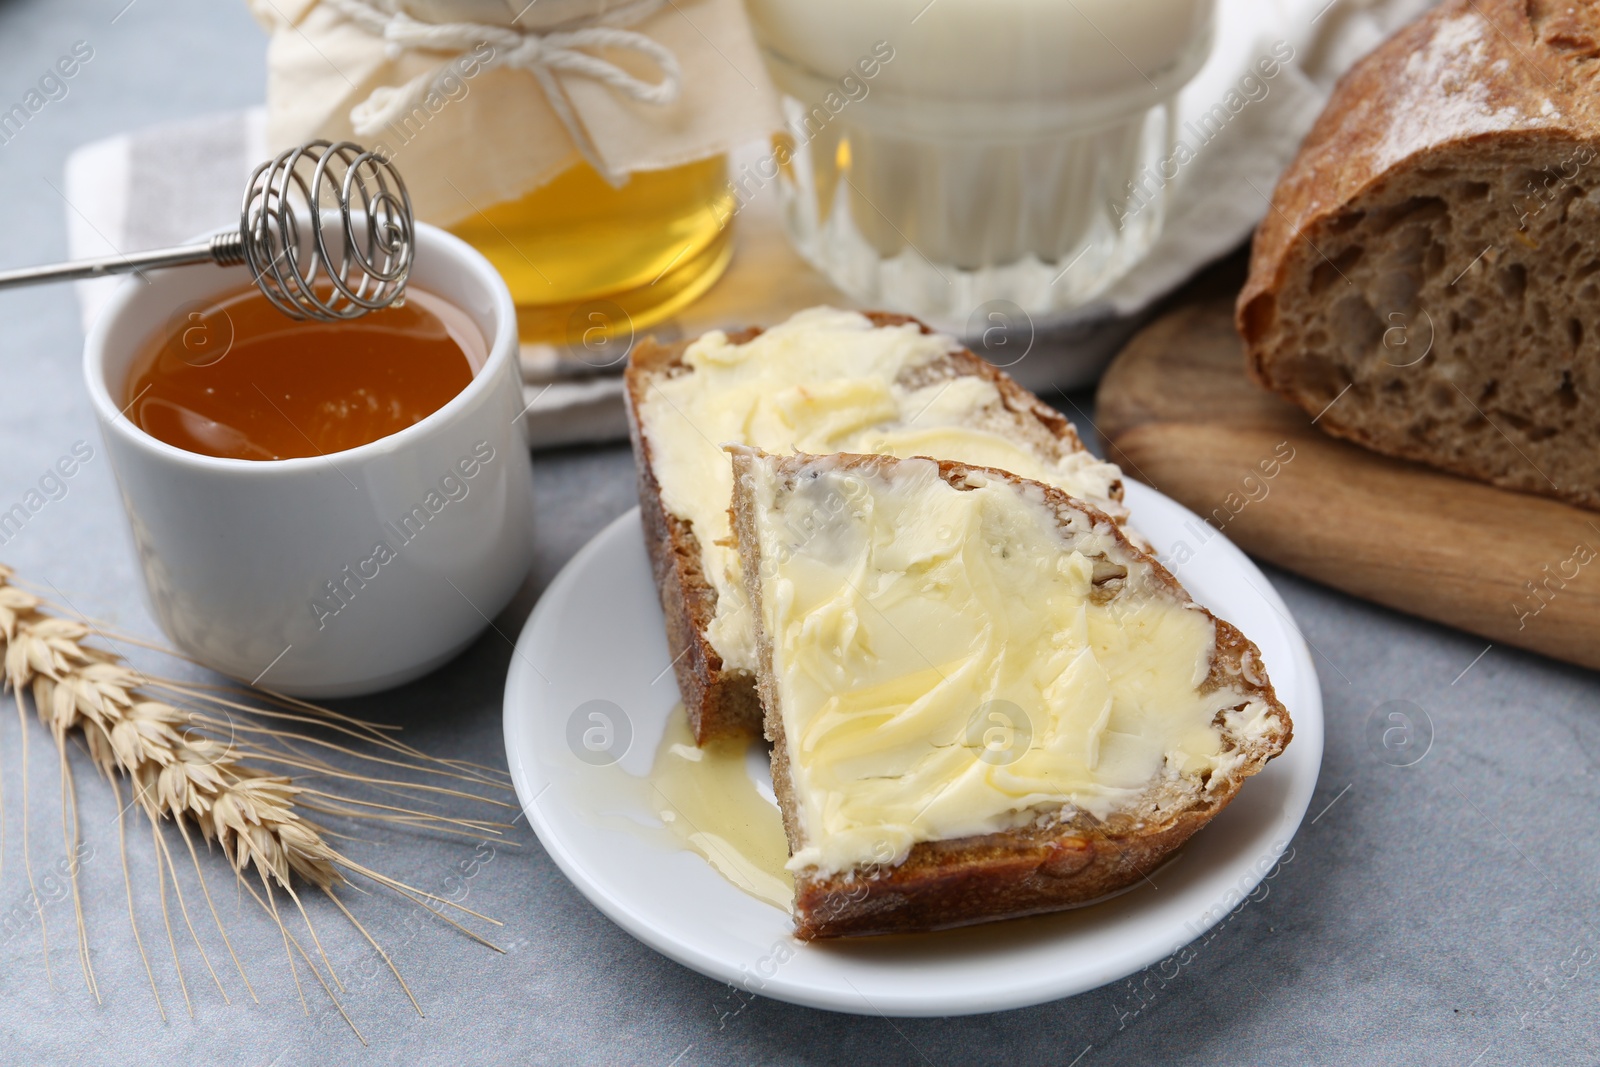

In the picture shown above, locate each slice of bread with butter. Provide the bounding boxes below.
[728,448,1292,938]
[625,307,1128,744]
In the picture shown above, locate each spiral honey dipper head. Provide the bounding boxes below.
[232,140,415,322]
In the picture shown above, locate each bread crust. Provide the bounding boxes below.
[624,312,1121,745]
[730,450,1291,940]
[1237,0,1600,509]
[625,327,766,745]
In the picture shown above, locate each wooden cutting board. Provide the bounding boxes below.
[1096,296,1600,672]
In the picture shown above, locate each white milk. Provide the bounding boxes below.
[742,0,1215,327]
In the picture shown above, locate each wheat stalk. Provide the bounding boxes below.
[0,564,512,1041]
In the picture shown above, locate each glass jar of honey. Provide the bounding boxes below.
[251,0,780,348]
[448,155,736,345]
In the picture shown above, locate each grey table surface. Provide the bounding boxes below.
[3,1,1600,1064]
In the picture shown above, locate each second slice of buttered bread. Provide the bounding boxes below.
[729,448,1292,939]
[625,307,1129,745]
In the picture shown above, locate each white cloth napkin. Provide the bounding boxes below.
[63,0,1431,450]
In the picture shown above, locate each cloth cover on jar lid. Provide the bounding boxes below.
[247,0,781,224]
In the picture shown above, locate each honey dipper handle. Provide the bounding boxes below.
[0,141,410,321]
[0,230,243,290]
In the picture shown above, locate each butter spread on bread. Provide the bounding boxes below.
[729,448,1291,938]
[627,307,1125,743]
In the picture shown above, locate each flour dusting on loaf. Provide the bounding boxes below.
[1374,12,1561,172]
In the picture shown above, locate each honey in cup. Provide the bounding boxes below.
[124,285,486,461]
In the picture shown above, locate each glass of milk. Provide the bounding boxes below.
[741,0,1215,329]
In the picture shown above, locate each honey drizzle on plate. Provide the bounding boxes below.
[646,704,793,911]
[557,703,793,912]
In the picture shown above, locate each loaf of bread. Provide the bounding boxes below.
[625,308,1128,744]
[1238,0,1600,510]
[729,447,1292,939]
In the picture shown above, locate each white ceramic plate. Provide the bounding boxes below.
[504,482,1323,1016]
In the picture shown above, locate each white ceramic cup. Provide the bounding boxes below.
[84,222,536,697]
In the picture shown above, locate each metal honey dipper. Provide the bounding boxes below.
[0,140,413,321]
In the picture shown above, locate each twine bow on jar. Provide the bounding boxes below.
[321,0,683,184]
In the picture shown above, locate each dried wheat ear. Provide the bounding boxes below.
[0,564,515,1043]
